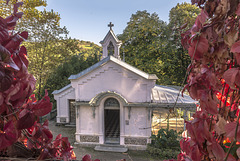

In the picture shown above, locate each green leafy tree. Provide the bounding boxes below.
[0,0,47,18]
[0,0,47,32]
[23,10,80,95]
[0,0,79,95]
[118,10,167,84]
[45,49,101,108]
[163,3,200,85]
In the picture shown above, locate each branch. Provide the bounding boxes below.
[224,106,240,161]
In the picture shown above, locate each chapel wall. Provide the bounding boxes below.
[72,62,155,103]
[76,105,99,134]
[124,107,151,137]
[54,87,75,124]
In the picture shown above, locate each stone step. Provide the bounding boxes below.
[94,144,128,153]
[65,124,76,127]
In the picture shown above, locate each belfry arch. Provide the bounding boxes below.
[100,22,122,60]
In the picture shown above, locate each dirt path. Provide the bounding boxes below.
[48,120,160,161]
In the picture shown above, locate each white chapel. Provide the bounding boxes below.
[52,23,197,150]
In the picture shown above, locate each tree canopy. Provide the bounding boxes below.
[21,9,77,95]
[118,10,167,84]
[118,5,200,85]
[162,3,200,85]
[45,47,101,108]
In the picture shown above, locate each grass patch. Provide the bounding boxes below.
[127,150,150,158]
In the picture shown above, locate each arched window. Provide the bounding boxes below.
[104,98,119,107]
[107,41,114,56]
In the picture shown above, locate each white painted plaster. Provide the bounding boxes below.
[53,86,75,124]
[71,61,155,103]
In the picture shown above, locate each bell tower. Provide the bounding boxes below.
[100,22,122,60]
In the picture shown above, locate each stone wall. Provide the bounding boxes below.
[80,135,99,143]
[124,137,147,145]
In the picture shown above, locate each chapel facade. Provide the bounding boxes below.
[52,23,197,150]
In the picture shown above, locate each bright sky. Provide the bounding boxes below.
[43,0,191,45]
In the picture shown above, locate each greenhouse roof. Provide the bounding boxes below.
[151,85,197,104]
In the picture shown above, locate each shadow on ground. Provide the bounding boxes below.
[48,120,161,161]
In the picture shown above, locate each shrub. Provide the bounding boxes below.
[148,128,180,159]
[147,145,179,159]
[150,128,180,150]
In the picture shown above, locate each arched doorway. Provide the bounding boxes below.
[104,98,120,144]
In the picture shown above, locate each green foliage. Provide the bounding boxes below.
[0,0,47,20]
[150,128,180,150]
[118,4,200,85]
[148,128,180,159]
[0,0,48,34]
[168,2,200,31]
[118,10,167,84]
[147,145,179,159]
[162,3,200,85]
[44,48,101,109]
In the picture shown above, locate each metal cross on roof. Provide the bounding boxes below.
[108,22,114,30]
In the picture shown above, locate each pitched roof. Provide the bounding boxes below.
[52,84,72,95]
[68,55,158,80]
[99,30,122,45]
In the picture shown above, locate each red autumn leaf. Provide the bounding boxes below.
[0,70,13,92]
[236,3,240,16]
[186,121,196,140]
[0,121,17,150]
[231,40,240,53]
[42,120,53,142]
[12,50,28,77]
[225,122,240,141]
[6,57,20,71]
[226,154,237,161]
[223,68,240,89]
[17,109,35,130]
[0,45,11,62]
[200,95,218,115]
[178,153,192,161]
[82,154,92,161]
[13,2,23,14]
[188,35,209,60]
[0,92,3,106]
[19,31,28,40]
[28,74,36,94]
[0,28,9,44]
[190,144,202,161]
[181,29,191,49]
[5,82,21,104]
[14,12,23,18]
[38,148,50,160]
[30,120,53,145]
[237,147,240,158]
[5,34,25,53]
[209,141,225,161]
[235,53,240,65]
[0,103,7,114]
[191,10,208,33]
[32,90,52,117]
[180,138,191,155]
[19,46,28,67]
[5,15,18,30]
[53,134,62,147]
